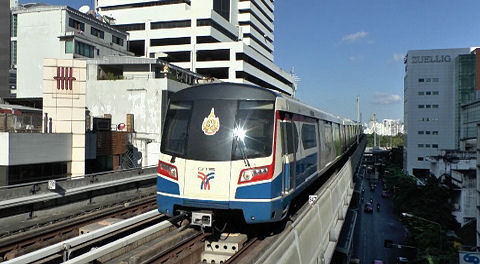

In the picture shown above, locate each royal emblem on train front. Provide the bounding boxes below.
[198,168,215,190]
[202,108,220,135]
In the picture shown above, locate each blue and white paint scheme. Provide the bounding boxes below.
[157,83,360,224]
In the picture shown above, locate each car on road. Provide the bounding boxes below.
[397,257,409,263]
[364,203,373,213]
[381,191,390,198]
[372,260,384,264]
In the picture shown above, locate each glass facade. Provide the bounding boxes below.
[11,41,16,66]
[462,101,480,140]
[455,54,476,146]
[11,14,17,37]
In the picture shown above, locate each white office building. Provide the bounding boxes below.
[363,119,403,136]
[11,4,131,98]
[95,0,296,95]
[404,48,475,177]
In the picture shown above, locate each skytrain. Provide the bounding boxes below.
[156,83,361,225]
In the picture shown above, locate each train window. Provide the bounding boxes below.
[301,124,317,149]
[281,121,299,155]
[161,101,192,156]
[231,101,275,160]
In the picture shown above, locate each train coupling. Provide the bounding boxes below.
[191,210,213,228]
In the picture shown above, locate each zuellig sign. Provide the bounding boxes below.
[411,55,451,64]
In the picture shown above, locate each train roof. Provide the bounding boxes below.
[171,83,278,101]
[174,83,358,125]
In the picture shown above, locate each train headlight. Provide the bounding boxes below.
[158,160,178,180]
[238,165,272,184]
[243,170,254,181]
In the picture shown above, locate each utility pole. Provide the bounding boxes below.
[373,113,376,148]
[357,96,360,144]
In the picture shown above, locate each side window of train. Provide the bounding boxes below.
[280,121,299,155]
[301,124,317,149]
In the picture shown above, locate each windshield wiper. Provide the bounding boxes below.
[234,135,251,168]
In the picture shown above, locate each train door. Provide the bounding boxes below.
[280,113,297,194]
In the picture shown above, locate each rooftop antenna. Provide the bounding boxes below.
[79,5,90,13]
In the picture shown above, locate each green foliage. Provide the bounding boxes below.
[366,133,404,148]
[101,72,124,80]
[384,164,459,263]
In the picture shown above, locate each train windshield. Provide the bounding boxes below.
[161,100,274,161]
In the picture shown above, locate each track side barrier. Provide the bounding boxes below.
[256,138,366,264]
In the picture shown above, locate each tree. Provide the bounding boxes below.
[384,164,458,263]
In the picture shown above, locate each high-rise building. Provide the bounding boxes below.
[96,0,296,95]
[404,48,475,177]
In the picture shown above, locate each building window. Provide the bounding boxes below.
[433,91,439,95]
[418,92,424,96]
[432,131,438,135]
[425,131,431,135]
[68,18,85,31]
[418,105,424,108]
[418,131,424,135]
[65,40,74,53]
[151,20,191,29]
[418,144,424,148]
[418,78,424,82]
[115,23,145,31]
[90,27,104,39]
[75,41,94,58]
[418,157,424,161]
[433,78,439,82]
[432,104,439,108]
[11,41,17,66]
[213,0,230,21]
[432,144,438,148]
[426,78,431,82]
[426,105,431,108]
[426,91,431,95]
[301,124,317,149]
[112,35,124,46]
[425,144,430,148]
[11,14,17,37]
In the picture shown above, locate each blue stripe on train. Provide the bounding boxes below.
[157,194,291,223]
[235,174,282,199]
[157,176,180,195]
[234,153,318,199]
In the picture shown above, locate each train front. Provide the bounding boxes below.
[156,84,283,225]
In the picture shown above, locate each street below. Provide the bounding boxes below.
[353,173,413,263]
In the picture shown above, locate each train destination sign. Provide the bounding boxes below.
[411,55,451,64]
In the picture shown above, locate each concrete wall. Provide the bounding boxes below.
[0,133,8,165]
[85,73,188,166]
[43,58,87,177]
[16,9,68,98]
[0,132,72,166]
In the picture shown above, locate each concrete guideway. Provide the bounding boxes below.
[2,210,164,263]
[0,166,157,235]
[0,166,157,208]
[254,139,366,264]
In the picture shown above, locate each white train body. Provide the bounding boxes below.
[156,83,360,224]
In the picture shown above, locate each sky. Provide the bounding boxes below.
[19,0,480,122]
